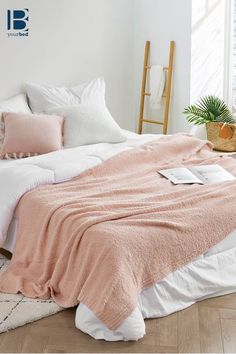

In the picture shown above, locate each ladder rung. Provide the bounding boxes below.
[143,92,167,97]
[142,119,164,125]
[145,66,169,70]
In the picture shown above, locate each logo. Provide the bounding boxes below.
[7,9,29,37]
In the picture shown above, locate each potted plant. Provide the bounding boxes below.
[184,96,236,152]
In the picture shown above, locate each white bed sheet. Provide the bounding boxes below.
[2,130,158,253]
[76,230,236,341]
[1,130,236,341]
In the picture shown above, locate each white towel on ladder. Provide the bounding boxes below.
[149,65,165,110]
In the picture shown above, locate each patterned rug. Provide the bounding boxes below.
[0,254,63,334]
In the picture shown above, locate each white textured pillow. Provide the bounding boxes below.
[25,77,106,113]
[0,94,31,149]
[46,104,126,148]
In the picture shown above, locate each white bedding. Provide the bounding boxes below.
[0,130,156,246]
[1,130,236,341]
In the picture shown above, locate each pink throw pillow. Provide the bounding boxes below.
[1,112,63,159]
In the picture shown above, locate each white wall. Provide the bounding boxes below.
[1,0,212,135]
[191,0,226,103]
[0,0,135,130]
[133,0,192,134]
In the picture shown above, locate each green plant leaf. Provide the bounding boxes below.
[183,96,235,126]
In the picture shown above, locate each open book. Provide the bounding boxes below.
[158,165,236,185]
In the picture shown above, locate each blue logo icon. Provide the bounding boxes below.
[7,9,29,37]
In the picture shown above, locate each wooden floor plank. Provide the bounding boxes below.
[178,304,201,353]
[0,325,30,353]
[199,304,224,353]
[156,313,178,347]
[201,293,236,309]
[220,308,236,320]
[1,293,236,353]
[221,319,236,353]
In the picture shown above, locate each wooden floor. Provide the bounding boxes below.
[0,293,236,353]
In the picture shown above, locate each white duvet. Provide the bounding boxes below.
[1,130,236,341]
[0,130,155,246]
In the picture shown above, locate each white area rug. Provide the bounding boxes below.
[0,254,63,334]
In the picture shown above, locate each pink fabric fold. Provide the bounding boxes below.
[1,134,236,329]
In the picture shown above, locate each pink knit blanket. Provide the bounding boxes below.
[1,134,236,329]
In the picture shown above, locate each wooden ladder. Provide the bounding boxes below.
[138,40,175,135]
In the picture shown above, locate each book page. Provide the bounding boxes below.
[158,168,204,185]
[191,165,236,184]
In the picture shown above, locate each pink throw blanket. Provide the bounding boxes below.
[1,135,236,330]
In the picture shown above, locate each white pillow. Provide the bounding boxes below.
[0,93,31,148]
[0,93,31,116]
[46,104,126,148]
[25,77,106,113]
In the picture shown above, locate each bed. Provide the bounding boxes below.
[1,130,236,341]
